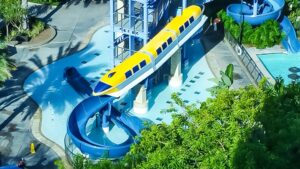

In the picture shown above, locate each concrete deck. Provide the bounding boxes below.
[0,1,109,168]
[202,26,254,89]
[0,3,257,168]
[246,45,287,84]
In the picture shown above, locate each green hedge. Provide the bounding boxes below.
[217,10,284,49]
[29,0,62,5]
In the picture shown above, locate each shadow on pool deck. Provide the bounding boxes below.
[1,1,110,167]
[203,23,253,88]
[0,34,90,168]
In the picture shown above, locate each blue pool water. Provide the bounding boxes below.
[23,25,215,148]
[258,53,300,84]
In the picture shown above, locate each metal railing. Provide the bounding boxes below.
[64,134,80,164]
[115,46,137,62]
[113,12,146,33]
[225,30,265,85]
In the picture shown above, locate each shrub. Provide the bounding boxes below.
[29,0,62,5]
[217,10,284,49]
[285,0,300,37]
[28,20,45,38]
[5,29,18,42]
[0,43,15,85]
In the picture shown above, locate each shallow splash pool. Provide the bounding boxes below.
[23,25,215,148]
[258,53,300,84]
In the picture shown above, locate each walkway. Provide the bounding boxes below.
[202,25,254,88]
[0,1,109,168]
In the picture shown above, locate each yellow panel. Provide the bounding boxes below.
[164,17,183,35]
[98,5,203,92]
[182,5,202,19]
[141,30,174,57]
[101,52,151,87]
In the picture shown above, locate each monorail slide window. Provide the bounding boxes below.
[162,42,167,50]
[184,21,189,28]
[156,47,162,55]
[189,16,194,23]
[108,72,116,78]
[167,37,172,45]
[179,25,184,33]
[140,60,146,68]
[133,65,139,73]
[125,70,132,78]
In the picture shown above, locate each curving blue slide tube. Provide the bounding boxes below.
[67,96,144,158]
[280,16,300,53]
[0,166,22,169]
[226,0,284,25]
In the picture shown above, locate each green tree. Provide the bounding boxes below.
[59,79,300,169]
[233,79,300,169]
[285,0,300,36]
[0,0,27,36]
[0,36,15,85]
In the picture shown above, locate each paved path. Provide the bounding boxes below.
[202,25,253,88]
[0,1,109,168]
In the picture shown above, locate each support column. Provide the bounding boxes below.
[143,2,148,45]
[182,0,187,10]
[129,0,133,55]
[133,85,148,114]
[253,0,258,16]
[102,103,111,133]
[169,49,183,88]
[110,0,115,66]
[95,112,101,128]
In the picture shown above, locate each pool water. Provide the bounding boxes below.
[23,25,215,148]
[258,53,300,84]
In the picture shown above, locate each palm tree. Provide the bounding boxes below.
[0,37,15,85]
[0,0,27,36]
[0,55,12,84]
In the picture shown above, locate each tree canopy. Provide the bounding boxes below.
[58,78,300,169]
[0,0,26,35]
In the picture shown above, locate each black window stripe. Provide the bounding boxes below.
[179,26,184,33]
[125,70,132,78]
[189,16,194,23]
[167,37,172,45]
[140,60,146,68]
[156,47,162,55]
[133,65,139,73]
[184,21,189,28]
[162,42,167,50]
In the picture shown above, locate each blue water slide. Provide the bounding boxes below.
[280,16,300,53]
[226,0,284,25]
[67,96,143,158]
[0,166,21,169]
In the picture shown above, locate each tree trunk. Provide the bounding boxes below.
[21,0,28,30]
[6,24,9,37]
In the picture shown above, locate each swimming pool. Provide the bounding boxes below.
[23,25,215,148]
[258,53,300,84]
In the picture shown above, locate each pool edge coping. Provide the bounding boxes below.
[31,108,72,169]
[27,22,111,168]
[245,46,287,85]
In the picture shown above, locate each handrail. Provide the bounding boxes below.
[224,30,266,85]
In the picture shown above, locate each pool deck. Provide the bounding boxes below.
[246,45,287,84]
[0,1,109,168]
[203,26,254,88]
[0,4,255,168]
